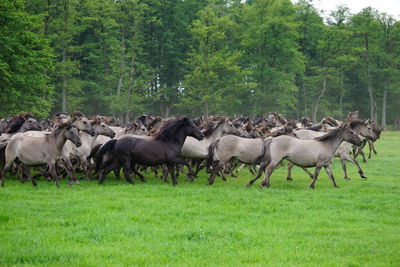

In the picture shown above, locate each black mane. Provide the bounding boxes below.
[349,119,364,129]
[315,127,342,142]
[154,118,190,143]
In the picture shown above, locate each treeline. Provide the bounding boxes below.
[1,0,399,127]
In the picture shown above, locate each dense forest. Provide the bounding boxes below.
[1,0,399,127]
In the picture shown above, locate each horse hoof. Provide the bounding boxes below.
[260,183,270,188]
[75,180,81,185]
[287,177,293,181]
[309,185,315,189]
[334,185,340,188]
[344,177,351,180]
[246,183,252,187]
[360,173,367,179]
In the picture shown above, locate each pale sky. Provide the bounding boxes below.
[294,0,400,19]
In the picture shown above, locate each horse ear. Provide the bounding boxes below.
[183,117,189,122]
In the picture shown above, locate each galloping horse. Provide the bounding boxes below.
[95,117,203,185]
[247,125,362,189]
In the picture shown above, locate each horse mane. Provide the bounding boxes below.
[349,119,365,129]
[4,113,32,133]
[154,118,190,143]
[321,116,340,127]
[314,127,342,142]
[307,124,322,131]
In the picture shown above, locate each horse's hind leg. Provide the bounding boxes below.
[260,160,281,188]
[247,162,268,186]
[122,160,133,184]
[99,161,121,185]
[24,167,37,187]
[340,157,350,180]
[324,165,339,188]
[309,166,322,189]
[132,166,146,183]
[167,164,178,185]
[287,162,294,181]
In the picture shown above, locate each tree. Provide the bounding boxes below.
[0,0,54,118]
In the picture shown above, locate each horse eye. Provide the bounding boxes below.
[102,125,105,128]
[83,121,87,124]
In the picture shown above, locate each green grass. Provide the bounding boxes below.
[0,132,399,266]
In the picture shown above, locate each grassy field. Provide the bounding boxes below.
[0,132,399,266]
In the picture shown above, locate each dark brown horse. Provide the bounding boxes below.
[95,117,203,185]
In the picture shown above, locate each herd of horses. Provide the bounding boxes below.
[0,111,382,189]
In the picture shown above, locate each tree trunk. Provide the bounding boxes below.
[204,100,209,117]
[312,72,327,123]
[364,36,376,120]
[381,82,387,129]
[117,33,125,97]
[125,32,136,123]
[61,0,69,113]
[62,48,67,113]
[165,105,170,118]
[339,72,344,117]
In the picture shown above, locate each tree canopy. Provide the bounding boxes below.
[1,0,399,127]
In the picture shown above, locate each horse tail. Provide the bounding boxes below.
[94,139,117,173]
[206,139,220,171]
[254,137,272,166]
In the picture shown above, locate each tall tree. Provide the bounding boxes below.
[0,0,54,118]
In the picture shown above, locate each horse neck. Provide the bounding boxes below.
[207,123,225,141]
[81,131,97,147]
[51,128,69,152]
[323,132,345,153]
[171,128,190,147]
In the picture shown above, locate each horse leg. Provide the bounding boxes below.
[24,167,37,187]
[99,161,121,185]
[167,164,178,185]
[113,168,121,180]
[247,162,268,186]
[260,161,280,188]
[1,153,18,187]
[309,166,322,189]
[62,158,77,186]
[340,157,350,180]
[371,141,378,155]
[80,157,90,181]
[49,163,60,187]
[286,162,294,181]
[122,161,133,184]
[132,166,146,183]
[345,155,366,178]
[324,165,339,188]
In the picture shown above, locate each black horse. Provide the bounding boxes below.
[95,117,204,185]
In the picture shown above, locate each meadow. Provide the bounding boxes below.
[0,132,399,266]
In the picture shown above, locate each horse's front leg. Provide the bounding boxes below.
[49,162,60,187]
[62,157,77,186]
[172,158,194,182]
[309,166,322,189]
[324,165,339,188]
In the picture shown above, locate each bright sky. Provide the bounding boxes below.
[295,0,400,19]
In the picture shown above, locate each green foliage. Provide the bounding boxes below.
[0,0,54,119]
[0,0,399,123]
